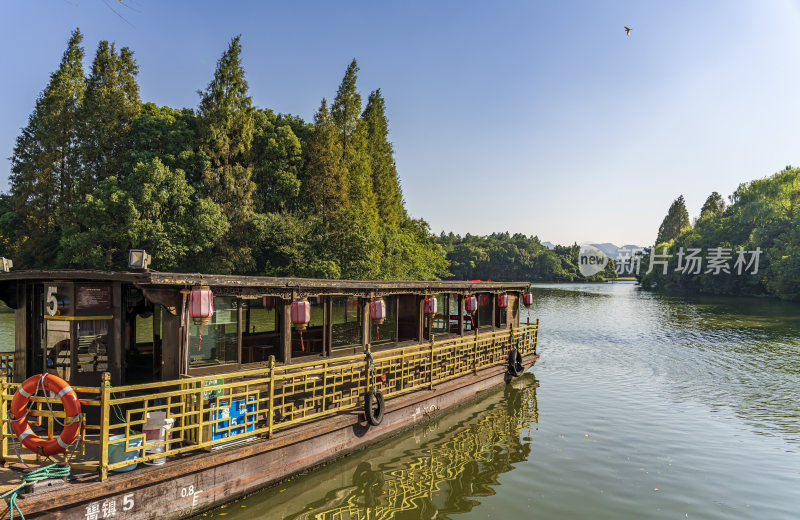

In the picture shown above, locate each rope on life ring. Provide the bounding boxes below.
[9,374,82,456]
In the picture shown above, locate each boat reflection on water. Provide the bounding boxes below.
[207,373,539,520]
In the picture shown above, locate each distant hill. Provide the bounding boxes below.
[541,241,556,249]
[589,243,644,260]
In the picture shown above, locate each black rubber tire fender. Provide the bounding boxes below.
[508,349,525,377]
[364,389,385,426]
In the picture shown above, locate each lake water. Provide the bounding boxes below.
[3,286,800,518]
[194,282,800,520]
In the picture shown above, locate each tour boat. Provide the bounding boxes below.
[0,268,538,519]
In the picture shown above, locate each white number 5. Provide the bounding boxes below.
[122,493,134,511]
[45,287,57,316]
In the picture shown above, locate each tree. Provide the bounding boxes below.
[363,89,405,228]
[699,191,725,220]
[8,28,86,267]
[330,59,379,225]
[305,99,347,224]
[60,159,227,270]
[124,103,208,180]
[196,35,256,273]
[655,195,691,245]
[78,40,141,192]
[251,109,304,214]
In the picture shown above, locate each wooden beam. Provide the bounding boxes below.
[361,299,369,349]
[109,281,122,385]
[458,295,464,336]
[280,300,291,364]
[13,283,27,383]
[417,296,424,342]
[161,309,181,380]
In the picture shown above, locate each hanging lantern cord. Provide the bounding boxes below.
[299,329,305,352]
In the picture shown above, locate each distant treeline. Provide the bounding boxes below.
[0,29,447,280]
[637,167,800,301]
[437,232,616,282]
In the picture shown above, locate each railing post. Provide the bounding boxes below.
[322,361,328,413]
[0,374,7,463]
[267,355,275,439]
[429,335,435,390]
[99,372,111,481]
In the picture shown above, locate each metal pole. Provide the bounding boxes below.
[99,372,111,481]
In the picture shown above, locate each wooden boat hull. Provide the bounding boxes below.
[16,354,537,519]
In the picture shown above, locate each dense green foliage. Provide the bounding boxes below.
[437,233,616,282]
[655,195,691,245]
[638,167,800,300]
[1,31,449,280]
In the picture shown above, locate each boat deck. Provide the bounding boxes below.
[1,353,537,519]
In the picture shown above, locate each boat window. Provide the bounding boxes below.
[477,293,493,329]
[242,297,280,364]
[292,297,324,356]
[397,294,420,343]
[370,296,397,345]
[430,294,450,335]
[449,296,461,333]
[189,296,238,367]
[331,296,362,350]
[495,295,509,328]
[76,319,110,374]
[44,318,71,381]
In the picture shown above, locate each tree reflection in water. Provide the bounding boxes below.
[283,373,539,520]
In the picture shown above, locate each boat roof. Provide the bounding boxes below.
[0,270,530,297]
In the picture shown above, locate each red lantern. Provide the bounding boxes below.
[465,295,478,314]
[190,287,214,325]
[423,297,438,315]
[479,294,490,306]
[291,300,311,331]
[370,299,387,324]
[497,294,509,309]
[523,293,534,306]
[262,295,275,309]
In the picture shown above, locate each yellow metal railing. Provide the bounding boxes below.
[0,321,538,480]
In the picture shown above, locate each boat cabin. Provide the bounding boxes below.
[0,271,530,386]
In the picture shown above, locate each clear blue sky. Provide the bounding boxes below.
[2,1,800,246]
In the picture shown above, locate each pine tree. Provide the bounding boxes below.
[330,60,378,224]
[699,191,725,220]
[363,89,405,228]
[78,40,141,193]
[305,99,347,225]
[9,28,85,267]
[656,195,691,244]
[196,35,256,273]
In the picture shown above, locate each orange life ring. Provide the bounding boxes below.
[10,374,82,456]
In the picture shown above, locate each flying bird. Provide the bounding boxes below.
[624,26,631,36]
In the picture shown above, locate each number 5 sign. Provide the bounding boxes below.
[46,286,58,316]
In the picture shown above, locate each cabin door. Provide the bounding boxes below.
[35,282,118,387]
